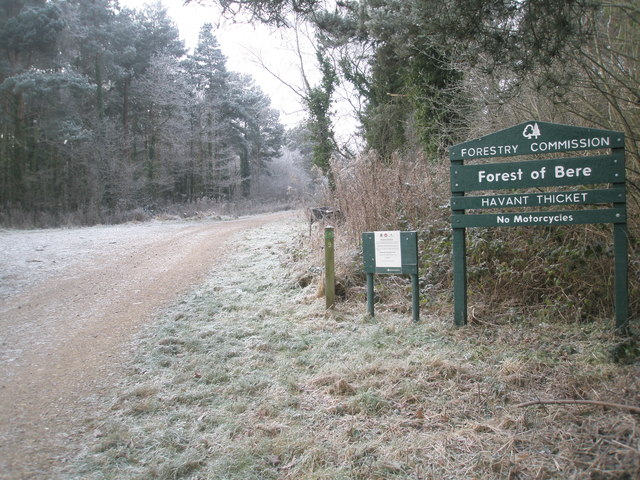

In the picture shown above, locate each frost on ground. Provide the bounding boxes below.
[0,212,296,480]
[0,220,210,299]
[68,218,639,480]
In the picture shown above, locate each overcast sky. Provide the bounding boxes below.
[119,0,361,144]
[120,0,315,128]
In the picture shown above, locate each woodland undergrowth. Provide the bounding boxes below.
[326,150,640,327]
[70,213,639,480]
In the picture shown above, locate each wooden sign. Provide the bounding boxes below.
[449,121,628,330]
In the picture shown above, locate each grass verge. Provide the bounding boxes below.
[70,217,639,479]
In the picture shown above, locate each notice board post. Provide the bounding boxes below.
[449,121,628,330]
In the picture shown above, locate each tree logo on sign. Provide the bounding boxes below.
[523,123,541,140]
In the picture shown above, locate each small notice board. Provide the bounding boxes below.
[362,231,419,321]
[374,231,402,268]
[362,231,418,275]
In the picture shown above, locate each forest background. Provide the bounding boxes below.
[1,0,639,321]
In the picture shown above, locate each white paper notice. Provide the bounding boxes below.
[374,231,402,268]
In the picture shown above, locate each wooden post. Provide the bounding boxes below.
[451,155,467,326]
[614,223,629,332]
[452,227,467,326]
[325,226,335,309]
[613,145,628,332]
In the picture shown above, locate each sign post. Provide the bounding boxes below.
[362,231,419,321]
[449,121,628,329]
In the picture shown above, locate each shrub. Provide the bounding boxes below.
[328,151,639,323]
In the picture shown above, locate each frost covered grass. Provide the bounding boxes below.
[71,218,639,479]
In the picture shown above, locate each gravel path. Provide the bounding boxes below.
[0,211,296,479]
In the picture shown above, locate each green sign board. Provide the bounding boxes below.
[362,231,418,275]
[451,153,624,192]
[449,121,628,330]
[451,187,625,210]
[362,231,419,321]
[449,121,625,160]
[452,208,625,228]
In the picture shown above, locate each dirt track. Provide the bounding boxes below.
[0,211,295,480]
